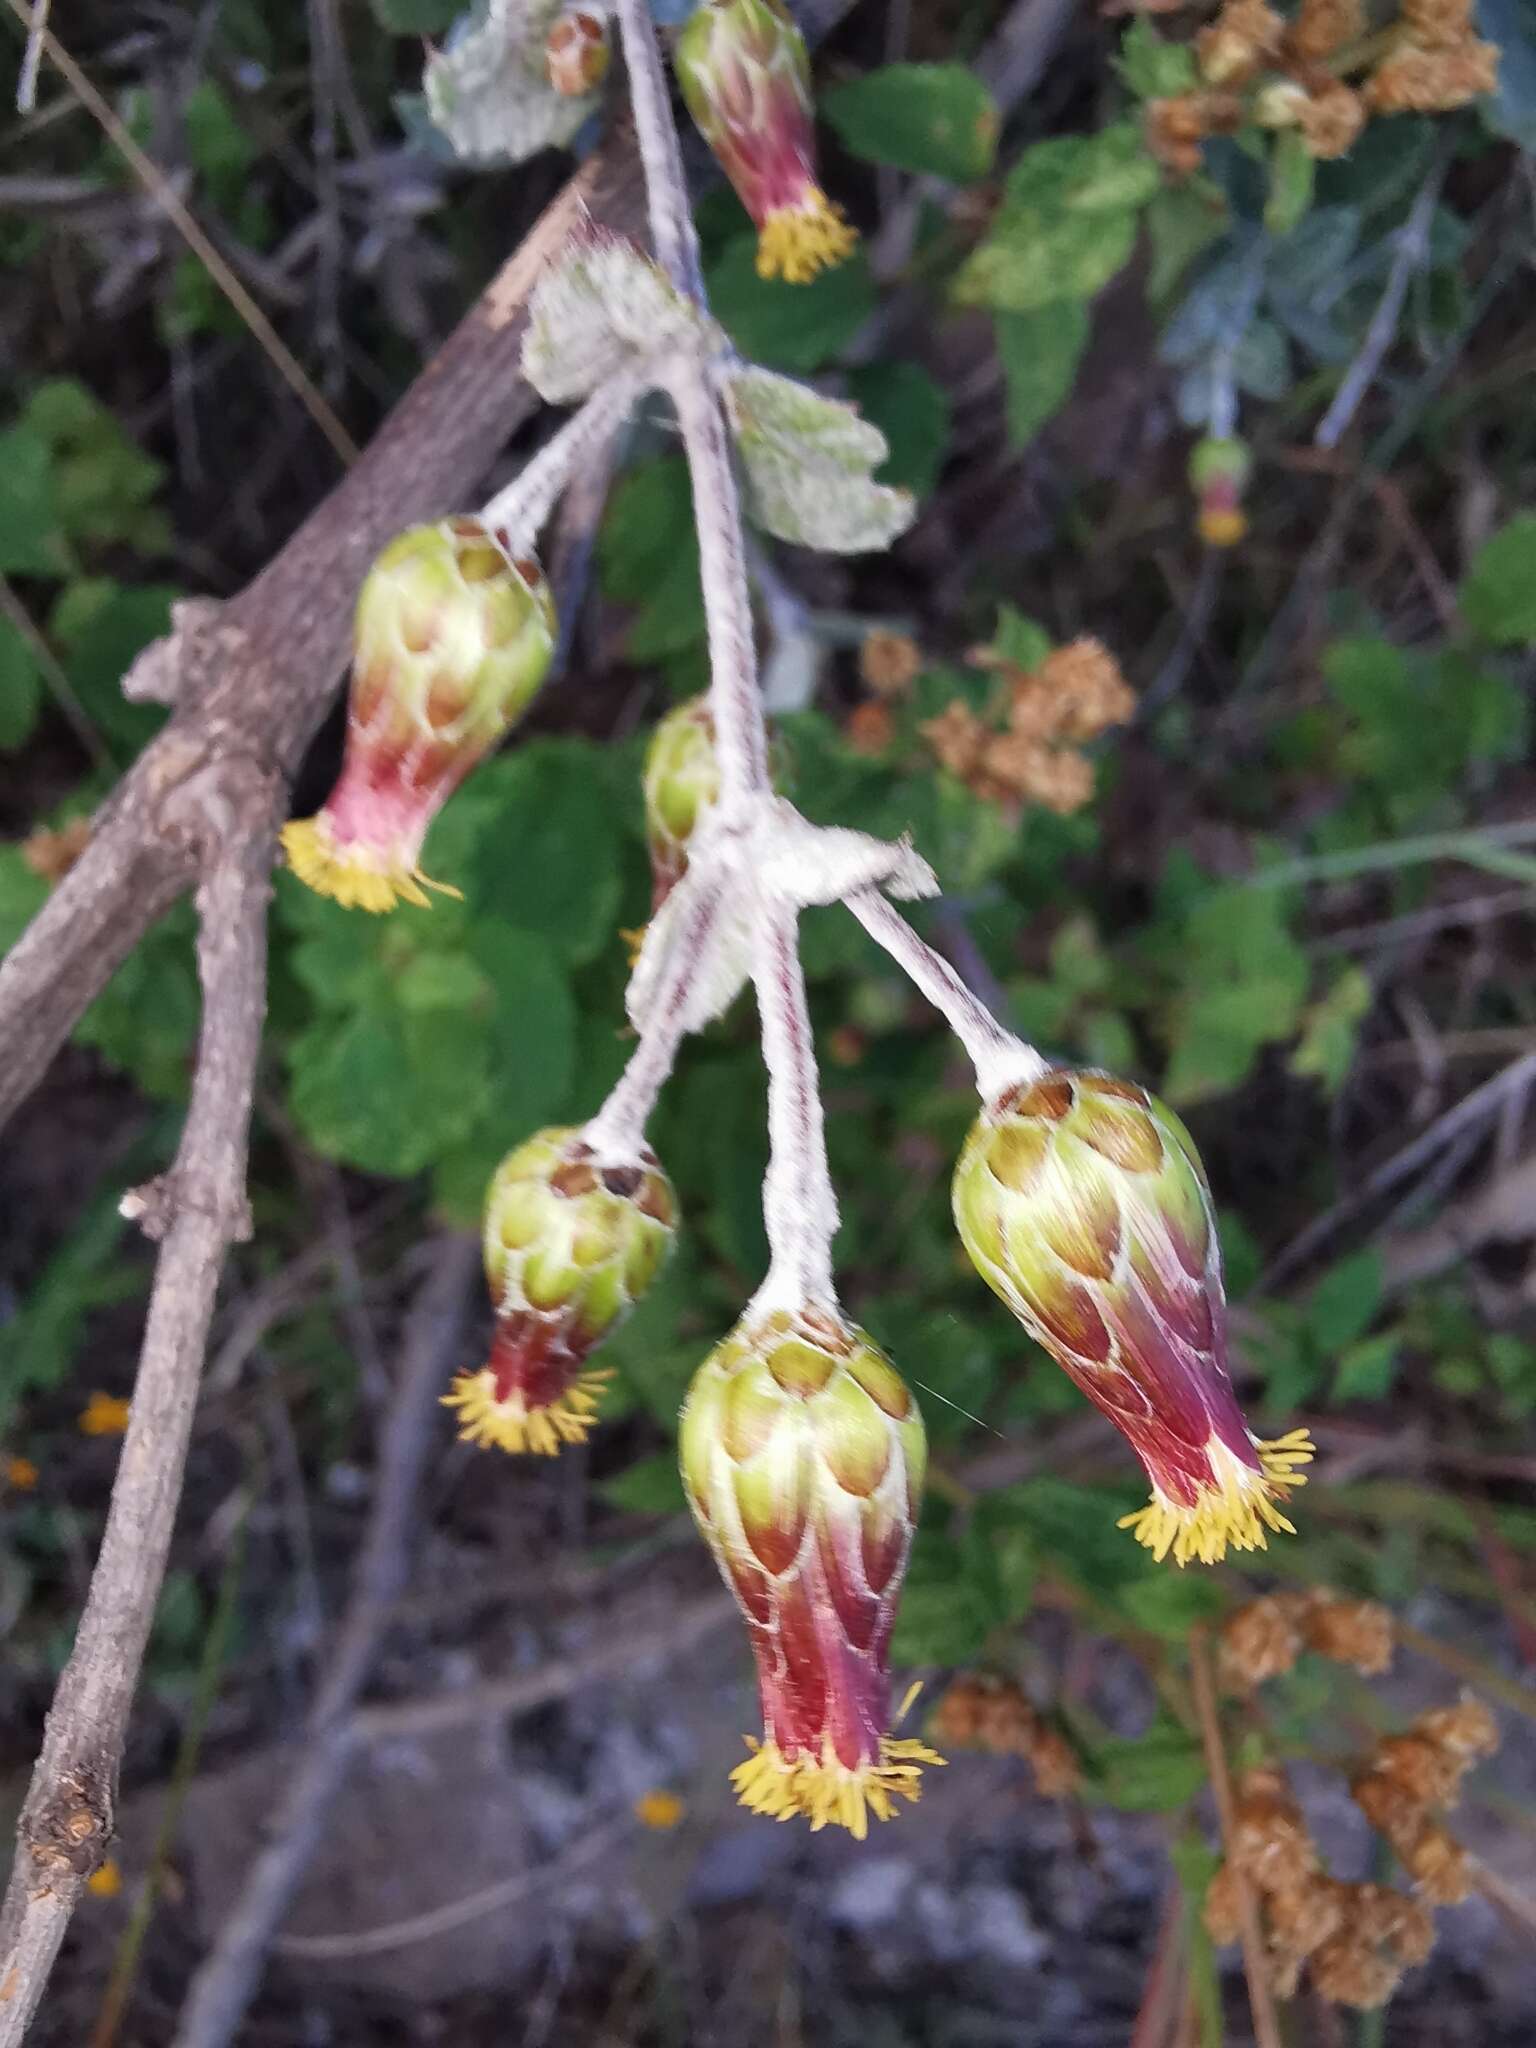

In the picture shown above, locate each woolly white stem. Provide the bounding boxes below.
[479,370,643,552]
[584,877,725,1158]
[613,0,705,301]
[667,363,771,808]
[848,889,1046,1102]
[748,899,838,1314]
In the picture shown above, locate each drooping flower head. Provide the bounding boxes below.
[680,1306,941,1836]
[953,1070,1313,1567]
[444,1127,676,1455]
[1189,436,1253,549]
[642,696,722,910]
[282,519,556,913]
[674,0,856,284]
[546,7,611,96]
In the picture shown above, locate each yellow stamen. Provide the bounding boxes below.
[755,189,858,284]
[440,1366,613,1456]
[730,1733,945,1841]
[1118,1429,1315,1568]
[280,817,463,915]
[1198,505,1248,548]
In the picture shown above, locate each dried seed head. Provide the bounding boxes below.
[1219,1594,1307,1690]
[1146,92,1244,173]
[1352,1882,1436,1966]
[1203,1861,1245,1945]
[1352,1769,1426,1851]
[1416,1695,1500,1763]
[1267,1874,1346,1958]
[859,629,923,698]
[930,1677,1079,1795]
[1302,1594,1395,1676]
[845,701,896,756]
[1365,39,1500,112]
[21,817,92,885]
[1287,0,1367,60]
[953,1074,1312,1566]
[1374,1734,1465,1810]
[1310,1932,1404,2010]
[1196,0,1285,85]
[1027,636,1137,741]
[1400,0,1477,45]
[1232,1766,1322,1894]
[1402,1821,1474,1906]
[1296,81,1367,158]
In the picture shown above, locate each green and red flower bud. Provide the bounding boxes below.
[674,0,856,284]
[642,696,722,910]
[679,1306,942,1836]
[281,519,556,913]
[444,1126,676,1456]
[1189,436,1253,550]
[545,8,611,96]
[952,1070,1312,1567]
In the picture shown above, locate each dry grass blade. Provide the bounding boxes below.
[1,0,358,465]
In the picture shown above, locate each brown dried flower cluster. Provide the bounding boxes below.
[1352,1694,1499,1906]
[1150,0,1498,175]
[21,817,92,885]
[1206,1764,1435,2007]
[859,629,923,699]
[1218,1588,1394,1691]
[931,1675,1080,1798]
[920,637,1134,815]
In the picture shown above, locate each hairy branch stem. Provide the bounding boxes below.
[750,899,838,1312]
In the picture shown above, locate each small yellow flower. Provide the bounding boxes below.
[87,1859,123,1898]
[3,1456,39,1491]
[634,1789,685,1831]
[79,1393,131,1437]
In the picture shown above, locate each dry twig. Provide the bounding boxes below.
[172,1235,480,2048]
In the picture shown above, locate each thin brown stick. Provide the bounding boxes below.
[171,1234,480,2048]
[1188,1626,1285,2048]
[0,805,276,2048]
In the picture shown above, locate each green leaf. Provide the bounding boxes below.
[0,844,48,955]
[0,426,65,576]
[467,744,623,967]
[288,1005,491,1179]
[1145,184,1229,303]
[955,208,1137,314]
[469,923,579,1130]
[1290,965,1372,1093]
[888,1525,997,1665]
[1117,19,1199,98]
[844,361,951,498]
[994,301,1090,445]
[706,238,877,371]
[599,1452,687,1515]
[1307,1249,1383,1354]
[992,605,1054,670]
[599,456,705,662]
[822,63,999,182]
[76,904,201,1099]
[1332,1331,1401,1405]
[0,616,41,750]
[50,579,176,751]
[1264,129,1316,237]
[1461,514,1536,645]
[1086,1717,1207,1813]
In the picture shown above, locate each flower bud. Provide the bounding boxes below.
[679,1306,942,1836]
[282,520,556,913]
[674,0,856,284]
[642,697,721,909]
[546,8,611,96]
[952,1070,1313,1566]
[1189,435,1253,549]
[443,1127,676,1455]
